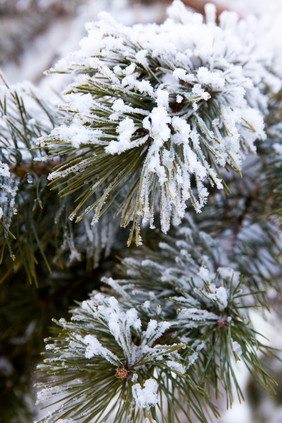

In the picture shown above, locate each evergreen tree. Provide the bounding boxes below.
[0,1,281,422]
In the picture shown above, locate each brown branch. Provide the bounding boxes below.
[180,0,235,20]
[8,159,60,178]
[151,0,243,22]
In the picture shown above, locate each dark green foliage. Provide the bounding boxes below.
[0,256,106,423]
[0,79,123,421]
[0,78,123,285]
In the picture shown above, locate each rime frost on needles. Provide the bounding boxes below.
[36,293,187,422]
[36,217,276,421]
[99,223,275,410]
[0,80,53,243]
[78,294,175,368]
[45,0,280,241]
[0,79,121,269]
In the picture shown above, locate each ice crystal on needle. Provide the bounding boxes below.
[45,0,280,243]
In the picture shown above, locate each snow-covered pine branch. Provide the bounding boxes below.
[36,293,211,423]
[0,1,281,421]
[44,0,280,244]
[36,217,276,422]
[0,78,121,284]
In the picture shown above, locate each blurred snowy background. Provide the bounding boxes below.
[0,0,281,422]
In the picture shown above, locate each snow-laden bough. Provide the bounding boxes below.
[44,0,281,244]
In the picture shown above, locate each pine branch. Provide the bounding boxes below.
[36,295,217,423]
[36,218,277,422]
[0,79,123,284]
[0,252,107,423]
[42,2,277,245]
[0,3,280,423]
